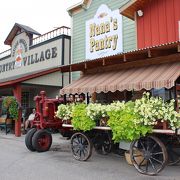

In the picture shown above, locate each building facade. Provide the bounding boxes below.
[61,0,180,104]
[68,0,136,80]
[120,0,180,49]
[0,23,71,136]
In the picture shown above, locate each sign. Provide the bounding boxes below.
[0,46,58,74]
[86,4,123,60]
[12,39,28,68]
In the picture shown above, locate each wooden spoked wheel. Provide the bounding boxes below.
[71,132,92,161]
[166,135,180,165]
[130,135,168,175]
[93,131,112,155]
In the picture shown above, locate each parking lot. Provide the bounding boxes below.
[0,132,180,180]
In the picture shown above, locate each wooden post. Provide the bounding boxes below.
[13,84,22,137]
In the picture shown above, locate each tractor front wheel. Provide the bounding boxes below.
[25,128,37,151]
[32,129,52,152]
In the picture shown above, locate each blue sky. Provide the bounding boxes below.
[0,0,80,52]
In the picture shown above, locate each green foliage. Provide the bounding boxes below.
[2,96,19,120]
[108,101,152,142]
[72,103,96,131]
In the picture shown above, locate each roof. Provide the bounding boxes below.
[67,0,91,16]
[0,67,60,88]
[60,62,180,95]
[59,41,180,73]
[4,23,41,45]
[120,0,150,20]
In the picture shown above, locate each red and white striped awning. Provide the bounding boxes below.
[60,62,180,95]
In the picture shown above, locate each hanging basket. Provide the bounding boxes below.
[2,96,19,120]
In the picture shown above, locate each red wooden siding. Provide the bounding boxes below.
[137,0,180,49]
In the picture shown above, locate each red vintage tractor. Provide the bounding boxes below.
[25,91,72,152]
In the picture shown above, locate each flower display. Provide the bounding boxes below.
[106,101,126,112]
[134,92,180,130]
[55,104,73,120]
[86,103,108,121]
[2,96,19,120]
[55,92,180,140]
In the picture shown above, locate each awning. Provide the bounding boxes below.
[60,62,180,95]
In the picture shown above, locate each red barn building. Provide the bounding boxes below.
[120,0,180,48]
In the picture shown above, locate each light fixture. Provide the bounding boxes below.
[137,10,143,17]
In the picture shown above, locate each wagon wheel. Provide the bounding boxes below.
[94,131,112,155]
[166,135,180,165]
[71,132,93,161]
[25,128,37,151]
[32,129,52,152]
[130,135,168,176]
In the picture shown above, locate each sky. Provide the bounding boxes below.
[0,0,81,52]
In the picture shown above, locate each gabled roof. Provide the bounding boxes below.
[120,0,150,20]
[67,0,92,16]
[4,23,41,45]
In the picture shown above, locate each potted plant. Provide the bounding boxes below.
[134,92,180,131]
[55,104,73,124]
[71,103,96,131]
[86,103,108,126]
[107,101,152,143]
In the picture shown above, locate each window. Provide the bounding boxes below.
[21,92,30,109]
[151,88,174,101]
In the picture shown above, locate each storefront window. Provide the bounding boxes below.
[21,92,30,108]
[151,88,174,101]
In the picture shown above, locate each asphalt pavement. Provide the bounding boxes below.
[0,132,180,180]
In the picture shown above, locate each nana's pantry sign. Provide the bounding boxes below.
[86,4,123,60]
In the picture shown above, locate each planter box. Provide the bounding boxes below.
[119,141,131,151]
[154,120,169,130]
[99,117,108,127]
[125,150,147,166]
[62,119,71,125]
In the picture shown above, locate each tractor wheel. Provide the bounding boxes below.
[32,129,52,152]
[25,128,37,151]
[71,132,93,161]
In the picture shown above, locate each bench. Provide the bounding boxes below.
[0,116,13,135]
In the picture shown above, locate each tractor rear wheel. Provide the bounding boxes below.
[32,129,52,152]
[25,128,37,151]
